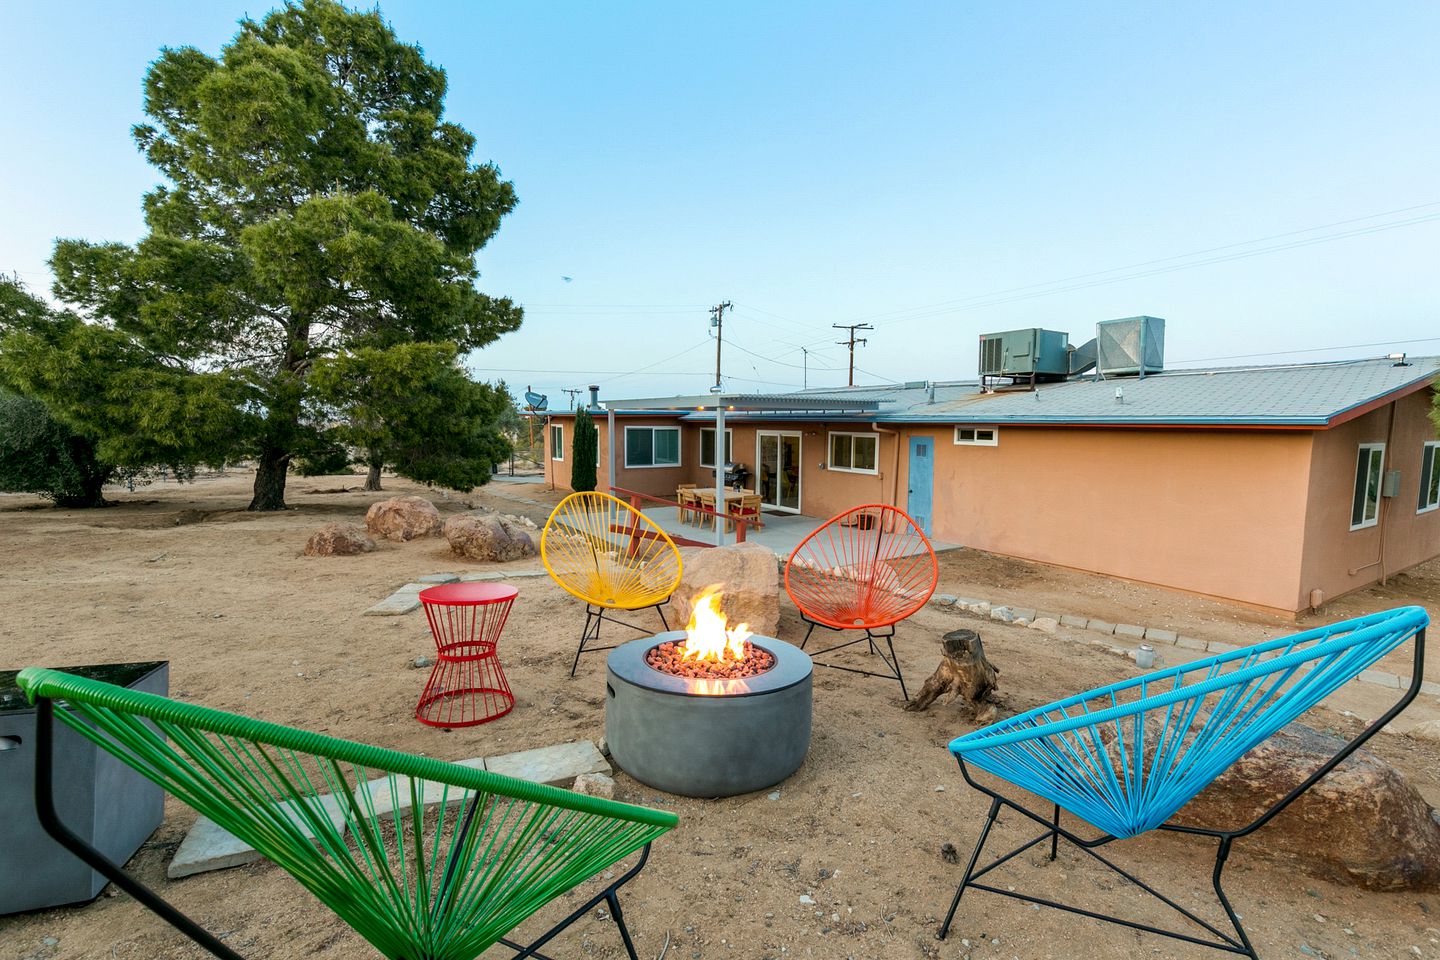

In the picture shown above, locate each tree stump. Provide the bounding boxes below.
[904,629,1000,715]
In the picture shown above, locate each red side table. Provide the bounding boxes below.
[416,582,518,727]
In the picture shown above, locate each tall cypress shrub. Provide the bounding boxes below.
[570,408,598,492]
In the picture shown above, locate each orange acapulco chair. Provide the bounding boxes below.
[784,504,939,699]
[542,492,684,676]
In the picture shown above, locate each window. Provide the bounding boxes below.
[1351,443,1385,530]
[700,428,733,468]
[625,426,681,468]
[954,426,998,446]
[829,432,878,474]
[1420,442,1440,514]
[550,424,563,461]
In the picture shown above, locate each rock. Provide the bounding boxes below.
[940,842,959,864]
[1028,617,1059,634]
[572,772,616,800]
[365,496,442,542]
[302,522,376,556]
[412,655,432,669]
[667,542,780,637]
[989,606,1014,623]
[1170,723,1440,890]
[799,894,815,905]
[597,736,610,757]
[442,513,539,562]
[931,594,958,607]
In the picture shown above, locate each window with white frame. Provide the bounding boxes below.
[625,426,681,468]
[1420,442,1440,514]
[829,432,878,474]
[700,428,733,468]
[954,426,998,446]
[550,424,563,461]
[1351,443,1385,530]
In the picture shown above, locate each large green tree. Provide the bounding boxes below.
[2,0,520,510]
[308,341,511,491]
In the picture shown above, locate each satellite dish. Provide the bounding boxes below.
[525,391,548,411]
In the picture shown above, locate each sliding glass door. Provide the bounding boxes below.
[756,431,801,512]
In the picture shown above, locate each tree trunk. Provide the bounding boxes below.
[904,629,1000,715]
[364,454,383,492]
[248,450,290,511]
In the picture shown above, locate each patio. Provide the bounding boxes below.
[638,502,963,558]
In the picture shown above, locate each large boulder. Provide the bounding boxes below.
[666,542,780,636]
[365,496,442,542]
[1171,722,1440,890]
[303,522,376,556]
[443,513,539,562]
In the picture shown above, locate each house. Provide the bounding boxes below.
[541,350,1440,617]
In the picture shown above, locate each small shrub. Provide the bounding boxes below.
[0,391,113,506]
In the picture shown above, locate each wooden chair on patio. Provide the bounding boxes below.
[726,493,762,534]
[19,667,677,960]
[936,606,1428,959]
[541,492,684,676]
[783,504,938,699]
[675,484,699,524]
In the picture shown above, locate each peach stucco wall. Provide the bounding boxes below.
[900,425,1317,614]
[543,414,690,497]
[1298,389,1440,608]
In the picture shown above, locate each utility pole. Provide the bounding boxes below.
[561,387,583,410]
[833,323,873,387]
[802,348,808,389]
[709,301,732,393]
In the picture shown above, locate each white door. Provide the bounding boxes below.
[756,431,802,512]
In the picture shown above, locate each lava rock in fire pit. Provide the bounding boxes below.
[645,639,776,680]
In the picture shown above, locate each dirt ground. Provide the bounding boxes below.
[3,471,1440,960]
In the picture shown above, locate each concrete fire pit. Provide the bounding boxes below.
[605,633,812,798]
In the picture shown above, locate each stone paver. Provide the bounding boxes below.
[394,582,429,594]
[1358,669,1401,690]
[486,741,611,787]
[1114,623,1146,640]
[1421,680,1440,697]
[1034,611,1061,624]
[1087,620,1116,635]
[168,793,349,879]
[1145,627,1178,643]
[505,570,547,579]
[930,594,958,607]
[459,571,505,582]
[1059,615,1089,629]
[353,757,487,820]
[419,573,461,584]
[363,592,421,616]
[1175,635,1208,651]
[1207,640,1239,653]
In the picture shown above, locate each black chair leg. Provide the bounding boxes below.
[938,796,1001,941]
[608,891,640,960]
[34,699,245,960]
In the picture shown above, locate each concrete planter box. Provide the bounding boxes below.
[0,661,168,915]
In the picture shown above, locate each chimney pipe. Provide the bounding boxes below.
[588,384,600,409]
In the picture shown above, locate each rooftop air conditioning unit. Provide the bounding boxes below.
[978,328,1070,380]
[1097,316,1165,377]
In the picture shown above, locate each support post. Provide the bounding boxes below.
[713,404,726,546]
[607,409,616,493]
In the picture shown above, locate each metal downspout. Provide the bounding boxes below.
[872,423,901,526]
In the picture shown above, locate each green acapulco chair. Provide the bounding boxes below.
[18,668,678,960]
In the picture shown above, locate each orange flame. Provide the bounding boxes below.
[681,586,752,663]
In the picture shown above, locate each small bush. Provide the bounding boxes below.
[0,390,113,506]
[295,439,353,476]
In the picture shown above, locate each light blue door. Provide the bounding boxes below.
[907,436,934,535]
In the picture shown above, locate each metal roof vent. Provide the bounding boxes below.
[1097,316,1165,378]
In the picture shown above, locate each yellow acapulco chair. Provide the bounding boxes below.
[541,492,684,676]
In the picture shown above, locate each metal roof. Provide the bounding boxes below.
[886,357,1440,426]
[557,357,1438,428]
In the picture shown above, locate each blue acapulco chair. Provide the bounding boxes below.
[937,605,1428,960]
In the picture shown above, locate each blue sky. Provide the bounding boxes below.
[2,1,1437,402]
